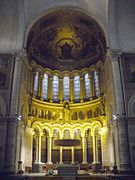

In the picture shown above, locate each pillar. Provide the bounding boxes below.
[48,76,53,102]
[59,147,63,164]
[35,133,42,163]
[47,136,52,164]
[10,51,24,116]
[90,73,95,99]
[59,78,63,102]
[70,79,74,102]
[37,74,42,99]
[82,136,87,164]
[92,134,96,163]
[80,77,84,102]
[117,117,131,172]
[110,51,125,115]
[4,118,18,172]
[71,147,75,164]
[100,127,110,166]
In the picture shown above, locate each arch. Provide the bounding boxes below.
[24,5,108,49]
[128,94,135,116]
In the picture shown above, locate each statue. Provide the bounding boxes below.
[60,42,73,59]
[63,101,70,122]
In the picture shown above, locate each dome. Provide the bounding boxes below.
[27,9,106,71]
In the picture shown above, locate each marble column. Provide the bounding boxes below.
[38,134,42,163]
[70,79,74,102]
[90,73,95,99]
[48,76,53,102]
[47,136,52,164]
[71,147,75,164]
[59,78,63,103]
[82,136,87,164]
[80,77,84,102]
[59,147,63,164]
[35,133,42,163]
[92,134,96,163]
[39,75,43,100]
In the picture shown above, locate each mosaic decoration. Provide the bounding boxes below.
[27,9,106,71]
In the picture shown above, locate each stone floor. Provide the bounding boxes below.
[0,170,135,180]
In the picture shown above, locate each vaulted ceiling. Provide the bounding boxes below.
[0,0,135,53]
[27,9,106,70]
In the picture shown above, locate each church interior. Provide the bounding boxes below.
[0,0,135,179]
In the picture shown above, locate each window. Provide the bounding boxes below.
[42,74,48,100]
[63,76,70,100]
[94,71,100,97]
[74,75,80,100]
[84,73,91,99]
[34,72,39,96]
[52,76,59,101]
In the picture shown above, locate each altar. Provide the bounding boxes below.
[57,164,79,176]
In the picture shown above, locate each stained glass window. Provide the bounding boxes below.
[34,71,39,96]
[84,73,91,99]
[94,71,100,97]
[63,76,70,100]
[52,76,59,101]
[42,74,48,100]
[74,75,80,100]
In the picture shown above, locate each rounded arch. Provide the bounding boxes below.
[24,5,108,48]
[128,94,135,116]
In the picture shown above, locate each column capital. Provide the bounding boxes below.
[107,49,122,60]
[12,49,27,61]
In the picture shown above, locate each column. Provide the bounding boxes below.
[59,147,63,164]
[82,136,87,164]
[80,77,84,102]
[117,117,131,172]
[95,134,98,162]
[71,147,75,164]
[110,51,125,115]
[37,74,42,99]
[100,127,110,166]
[48,76,53,102]
[40,75,44,100]
[28,68,33,95]
[31,72,37,98]
[70,78,74,102]
[92,134,96,163]
[90,73,95,100]
[59,78,63,103]
[47,136,52,164]
[34,133,42,163]
[4,118,18,172]
[10,51,24,116]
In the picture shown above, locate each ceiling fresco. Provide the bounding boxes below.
[27,9,106,71]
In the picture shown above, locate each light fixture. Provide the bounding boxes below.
[113,114,117,120]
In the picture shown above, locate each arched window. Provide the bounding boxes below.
[34,71,39,96]
[74,75,80,100]
[94,71,100,97]
[42,74,48,100]
[84,73,91,99]
[63,76,70,100]
[52,75,59,101]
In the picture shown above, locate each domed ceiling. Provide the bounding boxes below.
[27,9,106,71]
